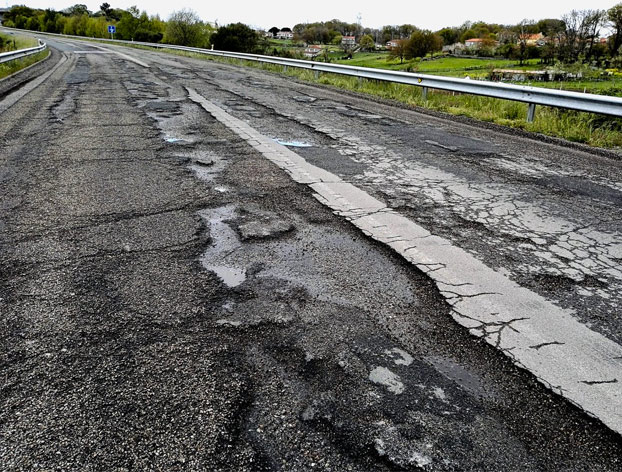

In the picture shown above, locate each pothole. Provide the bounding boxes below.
[199,205,247,288]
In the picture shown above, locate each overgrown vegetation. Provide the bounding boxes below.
[0,34,49,80]
[0,32,38,51]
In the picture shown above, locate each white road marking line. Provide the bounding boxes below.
[186,87,622,435]
[88,44,150,68]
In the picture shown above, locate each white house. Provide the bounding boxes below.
[304,45,322,58]
[342,36,356,47]
[464,38,484,48]
[276,30,294,40]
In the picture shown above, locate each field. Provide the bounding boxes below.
[335,53,542,75]
[305,50,620,96]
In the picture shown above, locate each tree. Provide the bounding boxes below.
[388,39,407,63]
[359,34,374,51]
[163,9,210,47]
[399,24,417,38]
[381,25,398,43]
[535,18,565,38]
[437,27,460,46]
[210,23,262,53]
[609,4,622,55]
[560,9,606,62]
[100,3,112,18]
[516,19,534,65]
[64,4,90,17]
[116,7,140,40]
[268,26,279,37]
[581,10,606,60]
[405,29,442,60]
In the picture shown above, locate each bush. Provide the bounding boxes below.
[211,23,263,53]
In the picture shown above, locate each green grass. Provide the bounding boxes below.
[0,32,39,51]
[0,50,50,80]
[0,32,48,80]
[334,53,543,76]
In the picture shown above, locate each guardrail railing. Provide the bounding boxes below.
[3,27,622,122]
[0,39,47,65]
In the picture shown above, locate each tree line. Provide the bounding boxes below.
[1,3,268,53]
[3,3,622,66]
[285,6,622,66]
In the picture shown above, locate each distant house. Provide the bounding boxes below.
[276,30,294,40]
[519,33,545,46]
[342,36,356,47]
[442,42,467,54]
[464,38,484,48]
[386,40,400,49]
[264,32,274,38]
[465,38,498,49]
[304,45,322,58]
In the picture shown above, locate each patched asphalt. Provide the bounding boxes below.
[1,39,621,470]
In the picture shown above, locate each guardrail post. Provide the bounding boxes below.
[314,70,320,79]
[527,103,536,123]
[422,87,428,102]
[284,65,288,73]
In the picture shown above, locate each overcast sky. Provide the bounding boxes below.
[8,1,621,30]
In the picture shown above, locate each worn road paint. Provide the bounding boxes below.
[90,44,150,68]
[186,87,622,435]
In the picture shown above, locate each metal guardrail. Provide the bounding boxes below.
[170,47,622,121]
[4,27,622,122]
[0,39,47,64]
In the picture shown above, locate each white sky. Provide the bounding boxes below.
[7,1,621,30]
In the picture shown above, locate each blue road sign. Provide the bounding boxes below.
[108,25,116,34]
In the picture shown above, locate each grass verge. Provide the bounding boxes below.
[0,32,49,81]
[0,50,50,81]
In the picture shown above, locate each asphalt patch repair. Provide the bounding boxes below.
[1,44,621,470]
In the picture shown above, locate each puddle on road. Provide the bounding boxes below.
[200,205,247,288]
[273,139,313,148]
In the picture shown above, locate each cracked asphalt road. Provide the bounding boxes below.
[1,36,622,470]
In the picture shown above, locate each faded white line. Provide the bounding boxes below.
[89,44,150,68]
[186,87,622,435]
[73,51,115,54]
